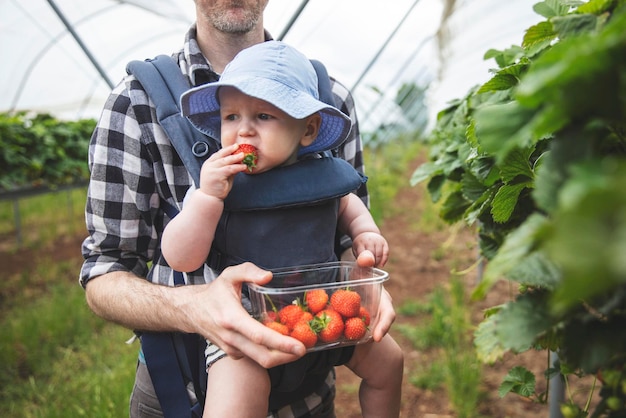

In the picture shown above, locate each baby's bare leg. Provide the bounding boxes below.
[204,356,270,418]
[346,334,404,418]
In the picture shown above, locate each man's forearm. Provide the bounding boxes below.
[84,271,195,333]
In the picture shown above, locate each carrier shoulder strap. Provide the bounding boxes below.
[126,55,219,188]
[127,56,210,418]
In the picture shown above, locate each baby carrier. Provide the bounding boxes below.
[126,54,365,417]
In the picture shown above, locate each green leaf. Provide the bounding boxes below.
[474,313,508,364]
[491,182,531,223]
[410,161,440,186]
[515,11,626,121]
[576,0,615,15]
[499,147,534,183]
[499,366,536,398]
[533,0,572,18]
[532,133,593,214]
[522,21,557,49]
[440,189,471,223]
[552,13,599,38]
[560,314,626,373]
[426,174,446,203]
[496,292,555,352]
[477,74,519,94]
[473,214,549,299]
[474,102,537,163]
[506,251,561,290]
[483,45,525,68]
[461,171,487,201]
[464,186,496,226]
[468,156,496,184]
[547,161,626,314]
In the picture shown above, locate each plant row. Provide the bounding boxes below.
[412,0,626,416]
[0,112,94,193]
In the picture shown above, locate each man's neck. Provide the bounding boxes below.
[196,23,266,74]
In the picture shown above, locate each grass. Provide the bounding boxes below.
[0,187,86,251]
[0,189,138,417]
[364,134,424,223]
[397,278,483,418]
[0,257,139,417]
[0,269,137,417]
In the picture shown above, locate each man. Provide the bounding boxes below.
[80,1,396,416]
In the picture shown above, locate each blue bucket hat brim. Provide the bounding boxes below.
[180,41,352,156]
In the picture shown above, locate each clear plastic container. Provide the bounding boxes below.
[248,261,389,352]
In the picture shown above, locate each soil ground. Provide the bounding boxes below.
[1,155,597,417]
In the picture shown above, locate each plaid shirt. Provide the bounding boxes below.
[80,26,367,417]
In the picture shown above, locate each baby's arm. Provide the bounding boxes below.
[338,193,389,267]
[161,144,247,272]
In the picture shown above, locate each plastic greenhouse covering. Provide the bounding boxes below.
[1,0,539,129]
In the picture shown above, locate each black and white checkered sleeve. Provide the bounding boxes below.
[330,77,369,209]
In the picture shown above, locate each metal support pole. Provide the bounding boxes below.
[277,0,310,41]
[351,0,423,92]
[12,199,22,246]
[549,351,565,418]
[46,0,114,89]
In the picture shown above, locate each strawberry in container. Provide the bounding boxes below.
[248,261,389,352]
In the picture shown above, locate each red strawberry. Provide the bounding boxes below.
[305,289,329,314]
[344,317,367,341]
[313,309,344,343]
[290,320,318,348]
[359,306,371,326]
[301,311,314,323]
[234,144,258,172]
[278,304,305,330]
[265,321,289,336]
[330,289,361,318]
[262,311,278,325]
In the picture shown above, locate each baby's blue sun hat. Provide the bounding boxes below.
[180,41,352,156]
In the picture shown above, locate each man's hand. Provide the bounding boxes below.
[179,262,306,368]
[85,263,306,369]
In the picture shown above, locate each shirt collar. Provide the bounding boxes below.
[181,24,274,87]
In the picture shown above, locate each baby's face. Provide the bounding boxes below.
[218,87,313,173]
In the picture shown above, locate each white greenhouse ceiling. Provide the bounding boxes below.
[1,0,541,129]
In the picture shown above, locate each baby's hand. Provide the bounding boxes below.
[352,232,389,268]
[198,144,248,200]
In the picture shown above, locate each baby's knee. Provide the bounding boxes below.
[385,336,404,376]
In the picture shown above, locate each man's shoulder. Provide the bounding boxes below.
[328,77,354,111]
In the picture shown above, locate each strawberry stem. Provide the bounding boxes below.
[264,294,278,313]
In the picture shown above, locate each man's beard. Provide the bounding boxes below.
[211,3,263,34]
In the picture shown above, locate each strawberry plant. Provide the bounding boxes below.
[412,0,626,415]
[0,112,94,192]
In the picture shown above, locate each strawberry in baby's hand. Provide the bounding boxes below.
[233,144,258,172]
